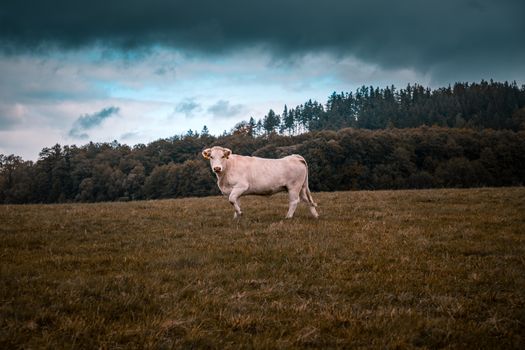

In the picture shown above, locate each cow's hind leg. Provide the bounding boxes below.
[300,187,319,218]
[286,190,301,219]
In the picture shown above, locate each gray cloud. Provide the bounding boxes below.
[0,115,19,130]
[68,106,119,139]
[207,100,245,118]
[0,104,25,130]
[120,131,140,140]
[175,98,201,118]
[1,1,524,82]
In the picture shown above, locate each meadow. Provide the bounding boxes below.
[1,187,524,349]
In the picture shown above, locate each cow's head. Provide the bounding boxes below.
[202,146,231,174]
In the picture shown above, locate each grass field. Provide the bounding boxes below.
[1,188,524,349]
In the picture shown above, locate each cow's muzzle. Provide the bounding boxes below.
[213,167,222,173]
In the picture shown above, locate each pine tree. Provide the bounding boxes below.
[256,119,263,136]
[248,117,257,137]
[279,105,288,134]
[263,109,280,135]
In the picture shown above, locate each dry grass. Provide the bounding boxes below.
[1,188,524,349]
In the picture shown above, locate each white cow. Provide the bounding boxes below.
[202,146,319,219]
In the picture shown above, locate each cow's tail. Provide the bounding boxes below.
[293,155,318,208]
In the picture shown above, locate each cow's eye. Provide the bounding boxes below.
[210,156,214,159]
[222,155,226,159]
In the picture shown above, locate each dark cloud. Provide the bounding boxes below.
[68,106,119,139]
[1,1,524,81]
[175,98,201,118]
[208,100,245,118]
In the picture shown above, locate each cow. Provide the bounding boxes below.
[202,146,319,219]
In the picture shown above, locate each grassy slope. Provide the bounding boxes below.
[1,188,524,349]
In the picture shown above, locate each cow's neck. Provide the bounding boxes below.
[215,161,232,193]
[216,171,230,193]
[215,171,225,181]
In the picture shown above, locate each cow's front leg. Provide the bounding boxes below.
[228,186,247,219]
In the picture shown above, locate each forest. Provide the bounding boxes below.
[1,80,525,204]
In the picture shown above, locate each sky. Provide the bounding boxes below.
[1,0,524,161]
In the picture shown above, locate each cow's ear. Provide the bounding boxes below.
[223,148,232,159]
[202,148,211,160]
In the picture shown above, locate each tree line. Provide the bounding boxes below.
[242,80,525,135]
[1,127,524,204]
[1,80,525,204]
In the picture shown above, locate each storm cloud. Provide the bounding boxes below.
[1,0,524,79]
[68,106,120,139]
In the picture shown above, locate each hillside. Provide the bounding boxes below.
[1,187,524,348]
